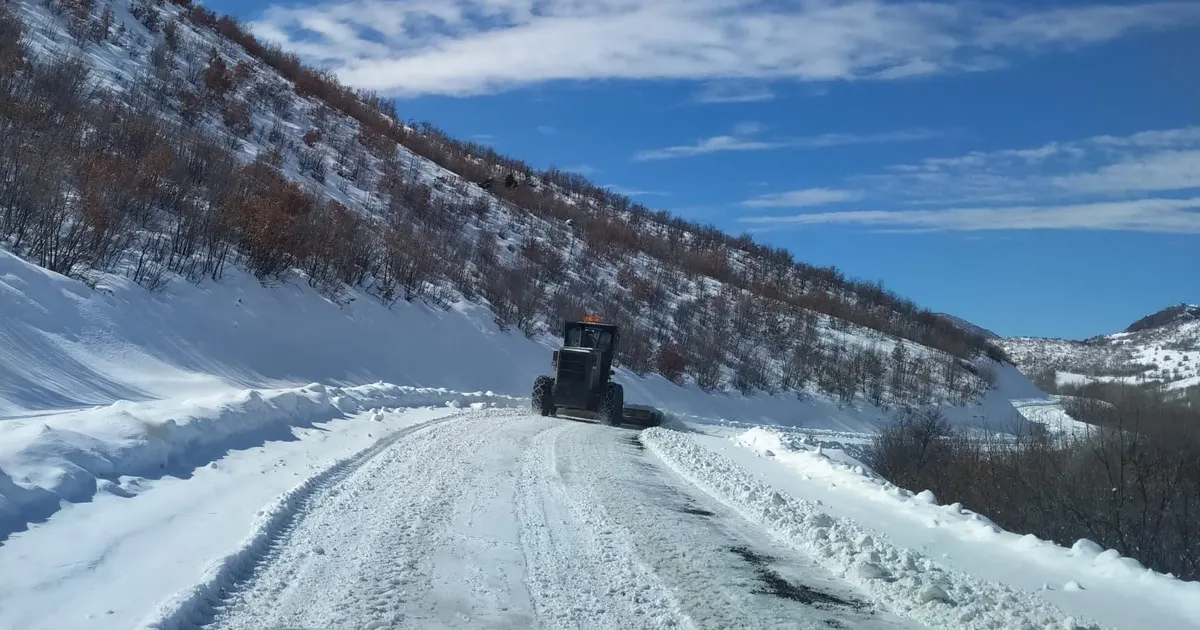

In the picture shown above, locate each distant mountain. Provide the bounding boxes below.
[935,313,1000,340]
[999,303,1200,396]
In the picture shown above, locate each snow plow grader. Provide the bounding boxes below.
[531,317,664,427]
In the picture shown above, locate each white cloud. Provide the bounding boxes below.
[792,129,945,148]
[1051,150,1200,194]
[633,124,940,161]
[732,121,764,136]
[693,80,774,103]
[248,0,1200,97]
[975,4,1200,49]
[738,198,1200,233]
[742,188,863,208]
[564,164,599,175]
[743,126,1200,233]
[859,126,1200,203]
[536,124,555,135]
[633,136,784,161]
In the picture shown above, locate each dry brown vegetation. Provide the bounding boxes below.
[865,386,1200,580]
[156,0,1003,355]
[1,0,1005,402]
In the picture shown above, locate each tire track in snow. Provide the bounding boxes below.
[148,409,938,630]
[199,408,546,630]
[519,423,925,630]
[137,411,463,630]
[514,423,696,630]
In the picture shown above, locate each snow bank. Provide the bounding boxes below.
[728,426,1200,630]
[0,248,549,418]
[642,427,1103,630]
[0,381,521,540]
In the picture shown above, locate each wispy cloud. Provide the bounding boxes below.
[742,188,863,208]
[857,126,1200,203]
[633,136,783,162]
[741,126,1200,233]
[248,0,1200,97]
[797,129,947,148]
[603,185,669,197]
[633,124,940,161]
[693,80,774,104]
[564,164,599,175]
[738,198,1200,233]
[1051,150,1200,194]
[536,125,555,135]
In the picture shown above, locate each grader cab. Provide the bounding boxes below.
[531,317,663,427]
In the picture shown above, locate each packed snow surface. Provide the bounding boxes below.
[0,404,459,629]
[13,404,1187,630]
[145,410,927,630]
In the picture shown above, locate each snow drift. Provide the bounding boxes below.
[0,379,521,540]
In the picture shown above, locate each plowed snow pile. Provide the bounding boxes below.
[642,427,1099,630]
[658,426,1200,630]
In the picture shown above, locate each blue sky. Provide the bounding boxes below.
[211,0,1198,339]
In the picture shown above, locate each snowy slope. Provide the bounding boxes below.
[4,0,1001,408]
[0,0,1072,568]
[0,200,1166,630]
[0,236,1064,542]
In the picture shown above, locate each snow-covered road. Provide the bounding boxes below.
[176,408,920,630]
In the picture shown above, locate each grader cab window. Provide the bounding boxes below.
[565,324,614,352]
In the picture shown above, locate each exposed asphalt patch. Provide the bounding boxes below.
[729,546,866,609]
[678,505,716,517]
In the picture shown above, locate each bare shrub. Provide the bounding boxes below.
[656,343,688,385]
[220,98,252,136]
[296,146,326,183]
[865,391,1200,581]
[864,408,953,489]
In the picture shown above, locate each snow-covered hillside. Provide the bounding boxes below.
[1001,304,1200,392]
[0,232,1061,541]
[3,0,1003,407]
[6,2,1197,629]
